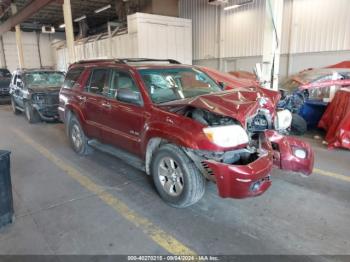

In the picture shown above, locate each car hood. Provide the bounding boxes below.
[159,89,263,126]
[28,85,61,93]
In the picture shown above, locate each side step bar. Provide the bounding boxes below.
[88,140,146,172]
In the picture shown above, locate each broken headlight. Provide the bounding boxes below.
[203,125,249,148]
[274,110,292,131]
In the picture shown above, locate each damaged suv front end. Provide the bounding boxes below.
[145,67,314,200]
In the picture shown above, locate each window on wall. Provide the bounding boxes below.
[87,69,110,95]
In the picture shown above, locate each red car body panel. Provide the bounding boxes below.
[265,130,314,175]
[59,60,314,200]
[206,133,273,198]
[199,66,281,116]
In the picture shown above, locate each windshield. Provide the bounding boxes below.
[139,68,222,104]
[24,71,65,88]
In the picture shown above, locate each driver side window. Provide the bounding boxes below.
[107,70,142,105]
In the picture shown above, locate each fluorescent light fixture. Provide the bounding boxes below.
[224,0,253,11]
[224,4,240,10]
[94,4,111,14]
[59,24,66,28]
[74,15,87,22]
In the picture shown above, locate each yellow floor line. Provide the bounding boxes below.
[314,168,350,182]
[13,129,196,256]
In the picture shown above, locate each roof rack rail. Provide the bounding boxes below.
[75,59,123,65]
[120,58,182,64]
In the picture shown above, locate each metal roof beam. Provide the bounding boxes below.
[0,0,57,35]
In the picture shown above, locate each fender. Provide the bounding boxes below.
[140,122,203,156]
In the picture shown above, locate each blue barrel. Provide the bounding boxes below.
[0,150,14,228]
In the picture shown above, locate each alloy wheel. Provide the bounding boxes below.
[157,157,184,197]
[71,124,83,151]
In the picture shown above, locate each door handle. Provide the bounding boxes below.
[77,95,86,102]
[101,102,112,109]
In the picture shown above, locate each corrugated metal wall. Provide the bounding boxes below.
[0,31,58,72]
[180,0,350,60]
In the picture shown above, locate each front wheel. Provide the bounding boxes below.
[24,102,40,124]
[151,144,206,208]
[68,115,93,156]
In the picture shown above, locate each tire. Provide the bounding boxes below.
[24,102,40,124]
[151,144,206,208]
[291,114,307,136]
[68,115,93,156]
[11,97,21,115]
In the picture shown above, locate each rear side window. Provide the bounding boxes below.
[64,68,84,89]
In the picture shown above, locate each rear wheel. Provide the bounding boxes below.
[291,114,307,136]
[24,102,40,124]
[11,97,20,115]
[68,115,93,155]
[151,144,206,208]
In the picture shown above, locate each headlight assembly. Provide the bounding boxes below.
[203,125,249,148]
[275,110,292,131]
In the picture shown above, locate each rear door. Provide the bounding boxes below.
[80,68,111,140]
[99,69,146,155]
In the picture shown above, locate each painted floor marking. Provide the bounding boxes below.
[14,129,196,256]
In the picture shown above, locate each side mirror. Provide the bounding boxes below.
[117,88,142,105]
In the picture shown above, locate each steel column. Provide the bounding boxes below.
[261,0,284,90]
[63,0,76,64]
[11,4,25,69]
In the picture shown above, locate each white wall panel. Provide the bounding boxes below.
[54,13,192,71]
[1,31,57,72]
[180,0,350,60]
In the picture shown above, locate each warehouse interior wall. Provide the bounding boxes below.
[0,31,64,72]
[179,0,350,78]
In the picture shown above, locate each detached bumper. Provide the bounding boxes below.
[266,130,314,175]
[33,104,60,122]
[204,155,272,199]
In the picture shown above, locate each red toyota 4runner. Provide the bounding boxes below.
[59,59,314,208]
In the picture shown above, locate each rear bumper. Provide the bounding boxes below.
[266,130,314,175]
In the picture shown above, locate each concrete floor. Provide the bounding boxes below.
[0,104,349,258]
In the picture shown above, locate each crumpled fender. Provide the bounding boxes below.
[265,130,314,175]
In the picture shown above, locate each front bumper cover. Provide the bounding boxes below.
[202,133,274,199]
[266,130,314,175]
[190,131,314,200]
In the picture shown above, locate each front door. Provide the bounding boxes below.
[100,69,146,156]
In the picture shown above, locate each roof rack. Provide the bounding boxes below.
[75,59,122,65]
[75,58,182,65]
[119,58,182,64]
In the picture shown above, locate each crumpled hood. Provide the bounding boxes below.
[28,85,61,93]
[160,89,263,125]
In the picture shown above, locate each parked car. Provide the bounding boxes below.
[0,68,12,103]
[59,59,314,208]
[278,68,350,134]
[10,69,65,123]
